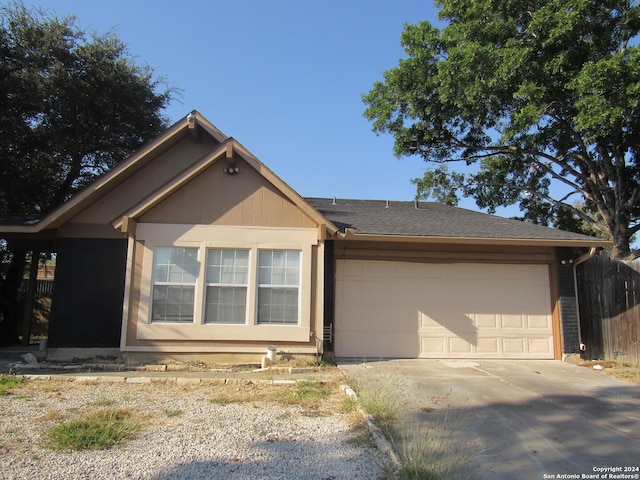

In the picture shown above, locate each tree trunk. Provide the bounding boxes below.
[610,221,633,260]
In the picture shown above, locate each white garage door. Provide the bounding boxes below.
[335,259,554,359]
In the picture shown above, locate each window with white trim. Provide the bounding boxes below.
[151,247,198,323]
[257,250,300,325]
[204,248,249,324]
[148,245,302,326]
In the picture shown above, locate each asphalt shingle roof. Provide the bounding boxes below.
[305,198,605,243]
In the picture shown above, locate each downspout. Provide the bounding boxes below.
[573,247,597,352]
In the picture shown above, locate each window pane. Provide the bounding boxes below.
[257,287,298,325]
[151,247,198,323]
[207,266,221,283]
[257,250,300,325]
[204,248,249,324]
[152,285,194,323]
[258,250,300,286]
[204,286,247,324]
[154,247,198,283]
[206,249,249,286]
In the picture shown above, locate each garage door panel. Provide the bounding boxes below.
[475,313,499,328]
[335,259,554,359]
[421,337,446,354]
[528,314,552,329]
[529,337,554,354]
[336,332,420,358]
[476,337,500,354]
[449,337,473,354]
[503,338,527,354]
[501,314,525,328]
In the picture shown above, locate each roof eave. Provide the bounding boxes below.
[338,232,611,248]
[9,111,228,234]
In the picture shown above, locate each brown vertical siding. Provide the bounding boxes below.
[139,157,317,228]
[73,135,221,225]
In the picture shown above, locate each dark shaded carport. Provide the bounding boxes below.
[0,214,53,346]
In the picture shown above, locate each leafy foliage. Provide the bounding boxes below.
[0,2,175,346]
[363,0,640,258]
[0,1,173,214]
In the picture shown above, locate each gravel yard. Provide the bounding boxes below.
[0,376,386,480]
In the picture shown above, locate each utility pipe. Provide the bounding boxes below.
[573,247,598,353]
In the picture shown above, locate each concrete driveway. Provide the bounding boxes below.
[339,359,640,479]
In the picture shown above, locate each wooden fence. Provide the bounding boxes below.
[576,255,640,365]
[19,279,54,296]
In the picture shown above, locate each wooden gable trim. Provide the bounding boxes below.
[230,141,339,236]
[5,111,228,234]
[112,139,233,230]
[112,138,340,237]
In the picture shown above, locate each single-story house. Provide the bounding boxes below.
[0,112,609,363]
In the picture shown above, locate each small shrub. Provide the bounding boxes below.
[0,374,25,395]
[47,409,140,450]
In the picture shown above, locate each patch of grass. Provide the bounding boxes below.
[271,356,317,368]
[208,380,338,409]
[340,395,359,414]
[164,409,183,418]
[209,385,270,405]
[356,376,402,437]
[0,374,25,395]
[580,360,640,384]
[90,397,116,407]
[393,411,477,480]
[38,410,65,422]
[603,363,640,384]
[275,381,333,408]
[47,408,140,451]
[210,395,232,405]
[354,374,477,479]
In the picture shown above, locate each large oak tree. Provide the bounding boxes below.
[363,0,640,259]
[1,1,172,214]
[0,2,174,345]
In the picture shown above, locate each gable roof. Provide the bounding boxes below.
[111,138,338,234]
[0,111,227,234]
[0,110,610,249]
[306,198,610,247]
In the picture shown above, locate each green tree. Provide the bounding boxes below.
[0,1,172,214]
[0,2,174,345]
[363,0,640,259]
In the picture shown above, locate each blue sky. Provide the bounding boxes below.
[21,0,502,213]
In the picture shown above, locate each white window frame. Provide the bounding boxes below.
[257,249,301,325]
[203,248,250,325]
[150,246,199,324]
[136,224,315,342]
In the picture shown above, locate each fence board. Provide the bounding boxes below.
[577,256,640,365]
